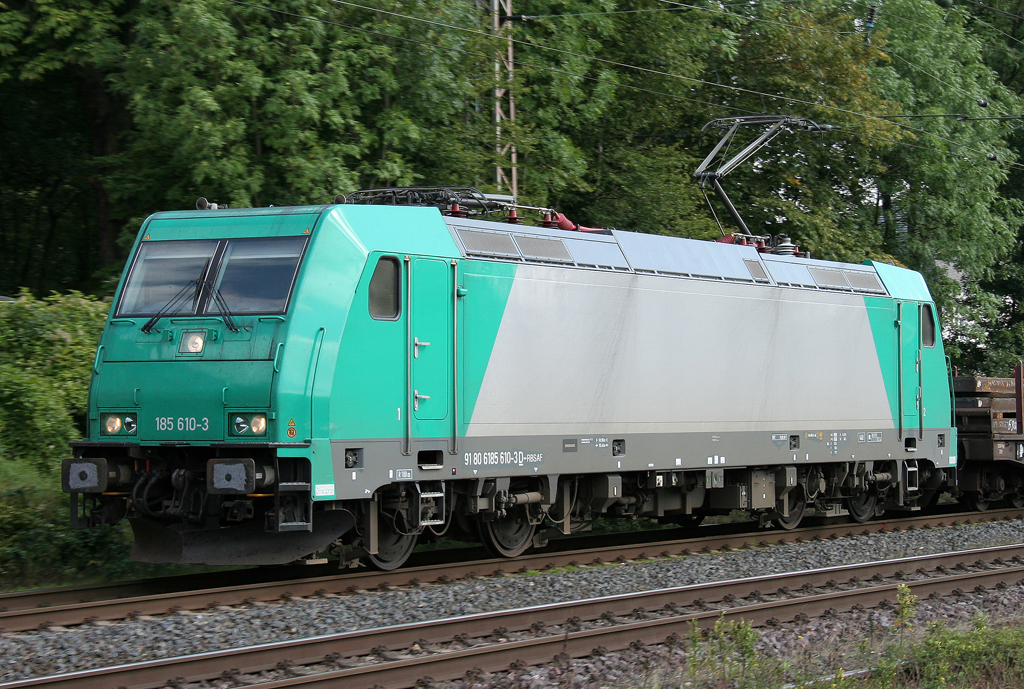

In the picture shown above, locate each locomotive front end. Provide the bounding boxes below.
[63,206,355,565]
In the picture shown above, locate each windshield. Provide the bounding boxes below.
[208,237,307,314]
[118,240,219,316]
[117,236,307,318]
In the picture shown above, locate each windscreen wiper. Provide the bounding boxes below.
[204,281,240,333]
[141,279,202,333]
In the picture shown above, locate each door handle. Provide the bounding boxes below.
[414,390,430,411]
[414,337,431,358]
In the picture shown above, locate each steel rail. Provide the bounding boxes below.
[1,508,1020,633]
[5,543,1024,689]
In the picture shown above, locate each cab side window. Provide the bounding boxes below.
[368,256,401,320]
[921,303,936,348]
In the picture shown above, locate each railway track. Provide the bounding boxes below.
[5,542,1024,689]
[1,507,1021,633]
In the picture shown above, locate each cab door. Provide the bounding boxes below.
[897,300,921,439]
[410,258,451,425]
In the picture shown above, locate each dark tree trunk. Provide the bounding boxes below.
[75,65,129,270]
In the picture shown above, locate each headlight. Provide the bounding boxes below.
[232,416,250,435]
[101,413,137,436]
[250,415,267,435]
[229,413,269,436]
[178,330,206,354]
[186,333,205,352]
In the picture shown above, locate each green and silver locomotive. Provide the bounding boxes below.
[65,187,964,569]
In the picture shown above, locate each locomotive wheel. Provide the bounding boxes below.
[479,507,536,558]
[775,495,805,530]
[845,492,877,523]
[1005,493,1024,509]
[366,522,418,571]
[963,492,990,512]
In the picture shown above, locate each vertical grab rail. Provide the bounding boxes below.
[307,328,325,442]
[451,260,459,454]
[404,255,413,456]
[918,305,925,441]
[896,301,904,441]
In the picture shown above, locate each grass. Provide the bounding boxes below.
[625,585,1024,689]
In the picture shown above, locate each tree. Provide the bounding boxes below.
[0,0,134,293]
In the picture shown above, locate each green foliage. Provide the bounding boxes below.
[903,621,1024,688]
[3,0,1024,361]
[0,290,109,472]
[894,582,917,651]
[652,616,1024,689]
[684,615,771,686]
[0,484,201,590]
[0,486,132,588]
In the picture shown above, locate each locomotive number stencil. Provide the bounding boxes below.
[155,416,209,431]
[463,451,544,467]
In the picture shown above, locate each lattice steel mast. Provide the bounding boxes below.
[492,0,517,198]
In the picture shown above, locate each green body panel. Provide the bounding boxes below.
[867,260,933,301]
[93,360,275,441]
[256,205,462,493]
[327,256,517,445]
[899,301,921,431]
[920,315,954,437]
[330,252,407,443]
[864,296,901,426]
[143,211,324,240]
[90,203,466,497]
[103,317,282,362]
[863,261,952,440]
[411,258,452,423]
[328,205,463,258]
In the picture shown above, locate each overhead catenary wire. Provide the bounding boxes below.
[660,0,1010,117]
[223,0,1021,171]
[847,0,1024,49]
[324,0,890,121]
[221,0,759,117]
[322,0,1012,155]
[960,0,1024,21]
[658,0,860,34]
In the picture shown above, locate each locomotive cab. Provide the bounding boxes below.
[65,206,384,564]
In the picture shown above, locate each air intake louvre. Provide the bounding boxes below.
[514,235,573,263]
[456,228,520,257]
[808,267,851,290]
[743,259,770,282]
[843,271,886,293]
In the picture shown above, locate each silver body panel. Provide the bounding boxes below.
[467,265,894,438]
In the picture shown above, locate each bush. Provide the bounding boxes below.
[0,486,144,588]
[0,291,159,589]
[0,290,109,472]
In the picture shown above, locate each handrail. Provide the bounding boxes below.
[896,301,904,441]
[404,255,412,457]
[451,260,459,454]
